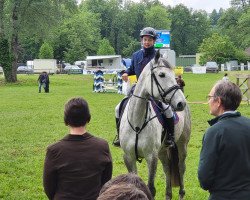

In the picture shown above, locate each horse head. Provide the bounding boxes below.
[142,50,186,111]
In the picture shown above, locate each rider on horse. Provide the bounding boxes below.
[113,27,175,148]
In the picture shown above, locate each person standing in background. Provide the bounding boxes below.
[37,72,46,93]
[176,75,185,93]
[44,72,50,93]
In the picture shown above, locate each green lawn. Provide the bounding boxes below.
[0,72,249,200]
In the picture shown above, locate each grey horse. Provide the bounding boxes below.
[119,51,191,200]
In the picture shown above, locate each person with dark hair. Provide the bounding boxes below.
[44,72,50,93]
[37,71,46,93]
[222,73,229,81]
[97,183,149,200]
[176,75,185,92]
[99,173,153,200]
[113,27,175,148]
[43,97,113,200]
[198,80,250,200]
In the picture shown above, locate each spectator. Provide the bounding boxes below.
[176,75,185,92]
[222,73,229,81]
[37,72,46,93]
[198,80,250,200]
[99,173,153,200]
[44,72,50,93]
[43,97,113,200]
[97,183,149,200]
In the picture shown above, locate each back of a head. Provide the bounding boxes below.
[214,80,242,111]
[97,183,149,200]
[64,97,91,127]
[100,173,153,200]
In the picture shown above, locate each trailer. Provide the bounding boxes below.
[29,59,58,74]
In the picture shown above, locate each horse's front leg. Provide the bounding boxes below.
[146,152,158,197]
[159,150,172,200]
[123,153,137,173]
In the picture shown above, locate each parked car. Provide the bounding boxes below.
[205,62,218,73]
[63,65,83,74]
[17,66,34,74]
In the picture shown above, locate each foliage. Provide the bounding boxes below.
[0,72,250,199]
[170,5,210,55]
[39,42,54,59]
[144,5,171,29]
[0,37,12,82]
[210,8,224,27]
[55,9,101,63]
[97,38,115,55]
[198,33,238,65]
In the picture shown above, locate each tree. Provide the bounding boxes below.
[217,7,244,48]
[170,4,210,55]
[39,42,54,59]
[198,33,238,65]
[55,9,101,64]
[0,0,78,82]
[97,38,115,55]
[144,5,171,29]
[230,0,250,9]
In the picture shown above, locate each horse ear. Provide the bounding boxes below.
[155,50,161,63]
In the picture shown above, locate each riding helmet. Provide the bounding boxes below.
[140,27,157,39]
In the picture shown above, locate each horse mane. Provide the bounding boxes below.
[154,50,173,70]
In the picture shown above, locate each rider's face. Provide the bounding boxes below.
[141,36,155,49]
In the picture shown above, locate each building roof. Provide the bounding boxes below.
[86,55,121,60]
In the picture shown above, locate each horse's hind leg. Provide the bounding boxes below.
[123,154,137,173]
[146,153,158,197]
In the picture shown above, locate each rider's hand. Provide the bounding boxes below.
[122,73,128,82]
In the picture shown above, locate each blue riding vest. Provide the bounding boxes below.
[126,46,156,79]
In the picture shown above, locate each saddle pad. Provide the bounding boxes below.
[151,100,179,128]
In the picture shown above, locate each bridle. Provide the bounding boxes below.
[133,59,181,104]
[128,58,181,162]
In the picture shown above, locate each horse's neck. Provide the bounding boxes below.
[128,81,148,124]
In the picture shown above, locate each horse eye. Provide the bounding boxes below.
[159,72,165,78]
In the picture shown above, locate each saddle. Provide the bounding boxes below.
[118,97,179,131]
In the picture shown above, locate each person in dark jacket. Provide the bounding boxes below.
[113,27,175,148]
[176,75,185,93]
[44,72,50,93]
[37,72,46,93]
[198,80,250,200]
[43,97,113,200]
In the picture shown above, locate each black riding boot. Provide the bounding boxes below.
[164,116,175,147]
[113,118,120,147]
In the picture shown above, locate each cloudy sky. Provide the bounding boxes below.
[77,0,231,13]
[157,0,231,13]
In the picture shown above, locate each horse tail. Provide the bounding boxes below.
[170,146,180,187]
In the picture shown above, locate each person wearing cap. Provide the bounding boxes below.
[113,27,175,148]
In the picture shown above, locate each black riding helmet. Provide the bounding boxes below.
[140,27,157,40]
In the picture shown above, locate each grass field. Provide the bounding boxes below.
[0,71,249,200]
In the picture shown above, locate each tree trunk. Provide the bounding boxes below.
[8,1,20,82]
